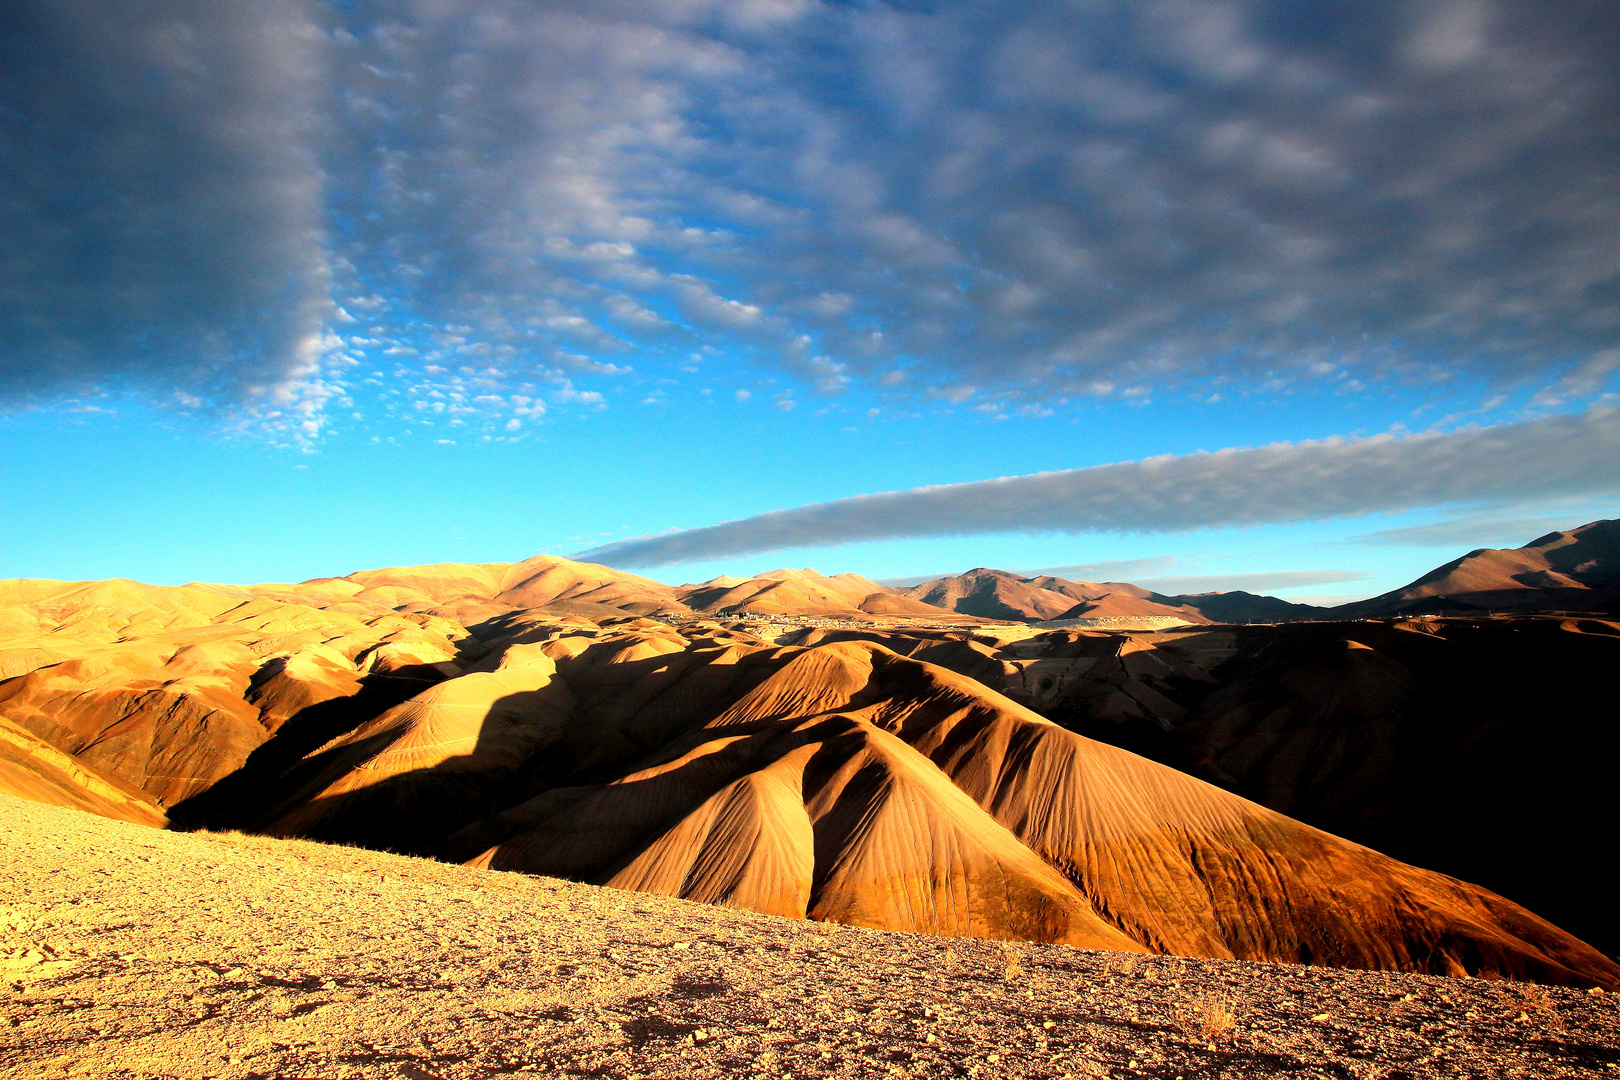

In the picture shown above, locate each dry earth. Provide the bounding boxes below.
[3,795,1617,1080]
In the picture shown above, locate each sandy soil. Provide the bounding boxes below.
[2,794,1616,1080]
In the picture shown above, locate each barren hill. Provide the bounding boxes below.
[5,546,1620,994]
[1344,518,1620,616]
[792,615,1620,960]
[1,569,1615,989]
[898,569,1322,624]
[677,568,960,620]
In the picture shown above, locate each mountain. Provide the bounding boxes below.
[231,620,1615,986]
[1342,518,1620,616]
[891,518,1620,624]
[322,554,693,622]
[900,569,1211,622]
[898,568,1324,624]
[675,568,959,620]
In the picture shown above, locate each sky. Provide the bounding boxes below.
[3,0,1619,604]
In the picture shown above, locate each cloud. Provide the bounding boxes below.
[1023,556,1180,582]
[0,0,329,405]
[573,406,1620,567]
[1135,570,1369,595]
[7,0,1620,418]
[323,0,1620,400]
[1355,512,1603,547]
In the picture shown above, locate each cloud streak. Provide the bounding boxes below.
[1354,512,1599,547]
[574,407,1620,567]
[1135,570,1369,595]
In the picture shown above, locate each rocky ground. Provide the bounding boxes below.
[2,794,1616,1080]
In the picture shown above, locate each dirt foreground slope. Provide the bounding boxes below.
[4,795,1618,1080]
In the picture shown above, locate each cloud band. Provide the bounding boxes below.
[574,407,1620,567]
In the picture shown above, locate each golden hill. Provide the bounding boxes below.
[2,555,1618,991]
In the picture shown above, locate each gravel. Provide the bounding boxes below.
[3,793,1616,1080]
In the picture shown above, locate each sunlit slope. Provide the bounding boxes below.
[1344,518,1620,615]
[0,715,165,826]
[0,576,470,806]
[676,567,961,619]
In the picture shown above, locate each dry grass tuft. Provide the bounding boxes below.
[1177,991,1238,1044]
[1000,941,1025,981]
[1515,982,1566,1031]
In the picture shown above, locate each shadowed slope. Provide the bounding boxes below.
[363,632,1617,986]
[832,647,1617,986]
[258,646,576,851]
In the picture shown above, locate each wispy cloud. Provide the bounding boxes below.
[1023,556,1180,582]
[574,407,1620,567]
[1136,570,1368,595]
[1354,512,1599,548]
[4,0,1620,421]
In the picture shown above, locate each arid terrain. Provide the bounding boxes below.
[5,793,1619,1080]
[4,521,1620,1077]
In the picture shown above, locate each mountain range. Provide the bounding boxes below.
[2,520,1618,990]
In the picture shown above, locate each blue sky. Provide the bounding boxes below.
[3,0,1619,603]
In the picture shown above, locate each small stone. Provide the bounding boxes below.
[1042,1020,1055,1030]
[1310,1013,1331,1021]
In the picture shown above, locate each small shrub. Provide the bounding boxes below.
[1516,982,1565,1031]
[1178,992,1237,1044]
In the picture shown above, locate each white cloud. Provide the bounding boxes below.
[574,406,1620,567]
